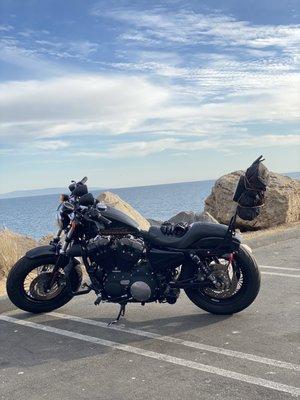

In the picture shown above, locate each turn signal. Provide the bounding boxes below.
[60,194,69,202]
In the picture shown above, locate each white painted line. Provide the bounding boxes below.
[260,265,299,272]
[261,272,300,278]
[1,315,299,397]
[49,311,300,372]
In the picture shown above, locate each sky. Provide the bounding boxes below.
[0,0,299,193]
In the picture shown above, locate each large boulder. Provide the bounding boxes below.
[98,191,151,231]
[168,211,218,225]
[204,171,300,230]
[147,218,163,227]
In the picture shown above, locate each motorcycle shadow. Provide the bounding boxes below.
[105,312,232,336]
[0,310,232,370]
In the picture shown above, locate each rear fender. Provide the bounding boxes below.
[178,234,242,281]
[193,235,241,253]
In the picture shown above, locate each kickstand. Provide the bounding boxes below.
[108,303,126,326]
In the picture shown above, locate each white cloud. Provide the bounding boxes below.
[93,9,300,125]
[0,38,68,76]
[34,140,70,150]
[106,54,298,102]
[0,70,299,152]
[0,24,13,32]
[74,134,300,159]
[33,39,100,59]
[75,137,217,158]
[100,8,300,54]
[0,34,101,78]
[1,8,299,160]
[0,74,169,142]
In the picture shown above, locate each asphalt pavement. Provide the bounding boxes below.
[0,229,299,400]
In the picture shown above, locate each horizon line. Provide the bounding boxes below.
[0,170,299,200]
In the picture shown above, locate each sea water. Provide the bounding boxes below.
[0,180,214,239]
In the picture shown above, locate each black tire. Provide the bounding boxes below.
[182,245,260,315]
[6,255,82,314]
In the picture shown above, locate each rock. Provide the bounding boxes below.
[204,170,300,230]
[168,211,218,224]
[147,218,163,227]
[98,191,151,231]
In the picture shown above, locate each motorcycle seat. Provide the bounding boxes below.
[144,222,229,249]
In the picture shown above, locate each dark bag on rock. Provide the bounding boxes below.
[233,156,269,221]
[236,205,261,221]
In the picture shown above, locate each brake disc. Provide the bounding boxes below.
[203,262,240,299]
[29,273,64,300]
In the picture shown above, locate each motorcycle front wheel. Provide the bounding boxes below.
[6,255,82,314]
[181,245,260,315]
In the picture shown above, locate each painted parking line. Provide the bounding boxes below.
[260,265,299,272]
[261,272,300,278]
[1,315,299,397]
[49,311,300,372]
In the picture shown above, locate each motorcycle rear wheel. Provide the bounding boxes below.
[6,255,82,314]
[182,245,260,315]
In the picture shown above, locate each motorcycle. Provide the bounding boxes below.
[6,157,269,323]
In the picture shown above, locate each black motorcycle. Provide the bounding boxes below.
[6,157,269,323]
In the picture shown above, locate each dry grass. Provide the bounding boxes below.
[0,280,5,296]
[0,228,38,280]
[39,233,55,245]
[0,230,62,295]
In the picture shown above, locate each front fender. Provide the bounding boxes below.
[25,245,82,292]
[26,245,57,259]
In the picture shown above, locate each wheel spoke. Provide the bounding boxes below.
[202,258,243,300]
[22,265,64,301]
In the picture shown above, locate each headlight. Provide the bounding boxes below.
[62,201,74,212]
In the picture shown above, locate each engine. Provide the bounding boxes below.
[87,235,159,302]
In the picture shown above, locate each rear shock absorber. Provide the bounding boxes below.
[189,252,221,288]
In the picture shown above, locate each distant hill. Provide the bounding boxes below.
[0,187,103,200]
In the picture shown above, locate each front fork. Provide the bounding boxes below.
[46,224,76,290]
[61,223,76,253]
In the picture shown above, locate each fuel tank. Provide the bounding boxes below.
[101,205,140,232]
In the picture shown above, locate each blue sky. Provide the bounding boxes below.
[0,0,299,193]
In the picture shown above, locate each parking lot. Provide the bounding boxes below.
[0,231,299,400]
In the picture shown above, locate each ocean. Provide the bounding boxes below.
[0,180,214,239]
